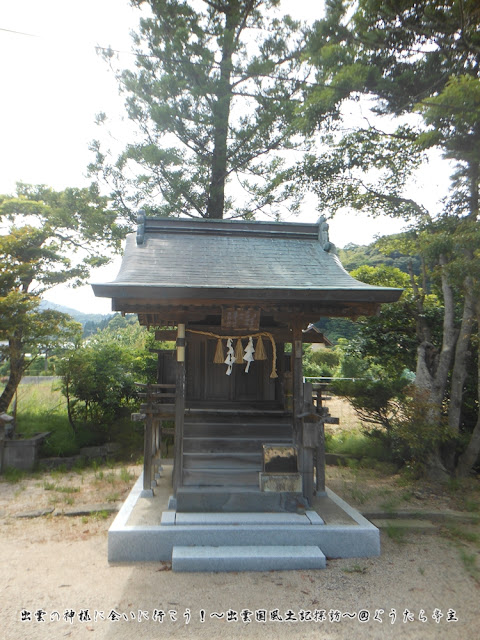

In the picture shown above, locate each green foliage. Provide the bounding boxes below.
[304,0,480,479]
[385,522,407,544]
[326,429,392,464]
[0,183,120,414]
[332,377,411,436]
[343,263,442,379]
[1,467,26,483]
[332,374,455,473]
[0,183,122,292]
[298,126,427,220]
[58,318,159,433]
[302,346,340,378]
[339,242,422,276]
[91,0,314,220]
[393,390,454,474]
[59,344,137,430]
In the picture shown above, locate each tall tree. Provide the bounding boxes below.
[0,183,121,413]
[304,0,480,478]
[90,0,312,220]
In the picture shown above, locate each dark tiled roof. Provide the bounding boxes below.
[92,217,402,303]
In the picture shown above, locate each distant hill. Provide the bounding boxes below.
[40,300,113,327]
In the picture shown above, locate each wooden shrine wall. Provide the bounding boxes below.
[185,334,278,404]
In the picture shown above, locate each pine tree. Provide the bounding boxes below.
[90,0,312,220]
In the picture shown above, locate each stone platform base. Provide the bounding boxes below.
[108,466,380,571]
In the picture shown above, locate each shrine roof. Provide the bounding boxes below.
[92,216,403,307]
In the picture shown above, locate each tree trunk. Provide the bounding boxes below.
[413,258,457,480]
[457,412,480,477]
[205,5,237,219]
[445,281,476,469]
[0,335,25,415]
[456,303,480,477]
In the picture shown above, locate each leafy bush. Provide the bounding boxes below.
[59,343,138,431]
[331,374,457,473]
[331,376,411,436]
[303,345,340,378]
[58,318,159,434]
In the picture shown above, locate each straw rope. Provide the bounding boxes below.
[186,329,278,378]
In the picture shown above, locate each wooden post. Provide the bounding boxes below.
[291,322,304,444]
[302,447,315,504]
[316,419,326,494]
[173,323,186,494]
[291,321,313,503]
[143,411,153,492]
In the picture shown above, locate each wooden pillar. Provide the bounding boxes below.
[143,412,153,491]
[291,322,304,444]
[302,381,314,502]
[173,323,186,494]
[316,420,326,494]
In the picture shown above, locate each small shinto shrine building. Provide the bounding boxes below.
[93,215,402,570]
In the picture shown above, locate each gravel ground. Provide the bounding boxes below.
[1,464,479,640]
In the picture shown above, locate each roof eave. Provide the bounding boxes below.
[92,283,403,305]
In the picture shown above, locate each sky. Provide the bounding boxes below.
[1,0,452,315]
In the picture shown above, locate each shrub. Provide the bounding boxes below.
[58,342,139,433]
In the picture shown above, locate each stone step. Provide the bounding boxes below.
[171,545,326,572]
[184,411,290,422]
[183,436,291,454]
[163,510,324,526]
[183,468,259,486]
[183,452,262,470]
[175,486,307,512]
[183,423,293,438]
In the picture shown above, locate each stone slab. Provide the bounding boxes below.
[174,512,313,526]
[306,510,325,525]
[172,545,326,572]
[160,511,176,526]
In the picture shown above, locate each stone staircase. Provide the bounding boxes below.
[162,509,327,572]
[177,412,302,512]
[182,412,293,486]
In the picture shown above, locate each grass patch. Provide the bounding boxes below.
[443,524,480,547]
[91,510,111,520]
[9,381,144,461]
[342,564,367,574]
[459,549,480,584]
[120,467,134,483]
[326,429,392,464]
[462,499,480,513]
[55,486,80,494]
[2,467,26,483]
[347,483,371,505]
[385,522,407,544]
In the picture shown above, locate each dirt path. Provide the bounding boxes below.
[1,464,479,640]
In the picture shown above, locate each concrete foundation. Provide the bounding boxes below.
[108,463,380,570]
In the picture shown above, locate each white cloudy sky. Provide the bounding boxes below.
[1,0,451,314]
